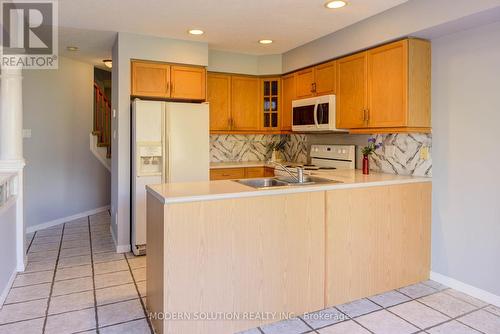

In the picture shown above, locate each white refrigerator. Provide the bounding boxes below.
[131,99,209,255]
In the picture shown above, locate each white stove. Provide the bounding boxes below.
[275,144,356,177]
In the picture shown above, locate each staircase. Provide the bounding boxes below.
[91,83,111,171]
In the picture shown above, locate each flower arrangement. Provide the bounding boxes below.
[269,138,287,162]
[361,137,382,156]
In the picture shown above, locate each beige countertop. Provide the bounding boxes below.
[210,161,273,169]
[147,169,431,204]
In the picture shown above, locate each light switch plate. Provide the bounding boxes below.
[420,146,430,160]
[22,129,32,138]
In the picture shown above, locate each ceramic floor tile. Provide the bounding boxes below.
[427,320,481,334]
[0,299,48,324]
[421,280,449,291]
[302,307,347,329]
[45,308,96,334]
[13,271,53,287]
[398,283,437,299]
[131,267,146,282]
[29,242,60,253]
[368,290,411,308]
[63,227,90,235]
[94,271,133,289]
[35,229,62,237]
[136,281,146,297]
[62,233,90,241]
[356,310,419,334]
[52,276,94,296]
[94,260,129,275]
[419,292,477,318]
[485,305,500,317]
[127,256,147,269]
[5,283,51,304]
[55,265,92,281]
[57,255,92,268]
[92,243,116,254]
[336,298,381,318]
[260,317,311,334]
[28,250,59,262]
[48,290,95,314]
[32,236,61,245]
[443,289,488,308]
[389,301,450,329]
[96,283,139,305]
[93,252,124,264]
[97,299,145,327]
[0,317,44,334]
[25,260,57,273]
[458,309,500,334]
[317,320,371,334]
[59,246,91,258]
[61,239,90,249]
[99,318,151,334]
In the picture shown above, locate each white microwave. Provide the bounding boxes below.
[291,95,347,132]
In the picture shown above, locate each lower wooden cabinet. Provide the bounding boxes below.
[325,183,431,306]
[210,167,275,180]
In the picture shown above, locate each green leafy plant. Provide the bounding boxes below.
[361,138,382,156]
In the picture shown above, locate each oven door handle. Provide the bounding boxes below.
[313,102,319,128]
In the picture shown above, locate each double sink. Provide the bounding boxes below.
[234,175,342,189]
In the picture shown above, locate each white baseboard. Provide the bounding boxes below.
[430,271,500,307]
[0,270,17,308]
[27,205,110,233]
[109,224,131,254]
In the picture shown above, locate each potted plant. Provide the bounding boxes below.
[269,138,287,162]
[361,138,382,175]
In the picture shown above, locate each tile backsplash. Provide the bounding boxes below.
[210,133,432,177]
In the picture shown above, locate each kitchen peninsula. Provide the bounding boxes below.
[145,170,431,334]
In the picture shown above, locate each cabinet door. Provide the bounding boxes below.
[207,73,231,131]
[231,76,260,131]
[314,61,336,96]
[336,53,368,128]
[367,40,408,127]
[295,68,314,99]
[281,74,296,131]
[245,167,266,178]
[261,78,280,130]
[170,65,206,100]
[210,168,246,180]
[131,61,170,98]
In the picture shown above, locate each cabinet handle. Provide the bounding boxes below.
[366,109,370,122]
[166,82,170,95]
[313,82,317,93]
[171,82,175,94]
[363,109,367,122]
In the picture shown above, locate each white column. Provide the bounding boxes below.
[0,67,26,271]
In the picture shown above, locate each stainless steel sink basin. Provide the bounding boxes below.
[234,176,342,189]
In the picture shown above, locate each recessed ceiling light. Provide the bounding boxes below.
[188,29,204,35]
[259,39,273,45]
[103,59,112,69]
[325,0,347,9]
[66,46,79,51]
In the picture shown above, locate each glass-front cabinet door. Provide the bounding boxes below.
[261,78,280,130]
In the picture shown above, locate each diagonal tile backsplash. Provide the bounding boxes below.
[210,133,432,177]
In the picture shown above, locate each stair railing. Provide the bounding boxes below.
[93,83,111,158]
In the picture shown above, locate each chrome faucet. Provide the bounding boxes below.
[268,161,306,183]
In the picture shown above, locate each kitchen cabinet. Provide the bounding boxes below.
[294,60,336,99]
[131,61,170,98]
[231,76,261,131]
[210,166,275,180]
[261,78,280,130]
[336,39,431,133]
[131,60,206,100]
[207,73,232,131]
[281,73,296,131]
[325,183,431,306]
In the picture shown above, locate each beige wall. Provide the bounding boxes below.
[23,57,111,229]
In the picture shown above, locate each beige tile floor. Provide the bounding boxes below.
[1,211,498,334]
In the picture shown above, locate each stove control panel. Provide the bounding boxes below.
[310,144,355,161]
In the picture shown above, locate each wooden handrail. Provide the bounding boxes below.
[93,83,111,158]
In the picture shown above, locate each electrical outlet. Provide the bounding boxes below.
[420,146,430,160]
[22,129,32,138]
[385,145,396,158]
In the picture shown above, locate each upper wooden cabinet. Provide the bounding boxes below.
[337,39,431,133]
[261,78,280,130]
[131,61,170,98]
[131,60,206,100]
[207,73,231,131]
[281,74,296,131]
[231,76,261,131]
[295,60,336,99]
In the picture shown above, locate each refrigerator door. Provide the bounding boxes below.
[164,102,209,182]
[131,99,164,254]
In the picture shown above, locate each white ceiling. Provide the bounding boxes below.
[58,0,408,67]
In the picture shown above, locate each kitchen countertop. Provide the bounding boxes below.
[210,161,275,169]
[147,169,431,204]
